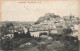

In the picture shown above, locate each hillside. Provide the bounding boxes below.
[34,13,60,24]
[1,21,34,26]
[30,13,80,32]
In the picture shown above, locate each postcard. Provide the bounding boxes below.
[0,0,80,51]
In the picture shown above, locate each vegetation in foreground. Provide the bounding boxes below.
[0,29,79,51]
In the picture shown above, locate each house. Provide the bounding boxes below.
[70,25,79,31]
[40,35,48,38]
[4,34,14,39]
[30,28,58,37]
[30,30,49,37]
[71,32,79,37]
[50,29,57,34]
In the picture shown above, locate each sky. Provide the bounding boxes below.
[1,1,79,22]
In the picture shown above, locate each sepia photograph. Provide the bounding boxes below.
[0,0,80,51]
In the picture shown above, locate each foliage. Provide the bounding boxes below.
[26,28,31,38]
[61,27,73,36]
[1,23,14,35]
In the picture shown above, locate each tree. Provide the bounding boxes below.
[1,25,9,35]
[21,32,26,38]
[26,28,31,38]
[6,23,14,28]
[14,32,19,38]
[62,27,73,36]
[1,23,14,35]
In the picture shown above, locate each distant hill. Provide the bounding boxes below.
[1,21,34,26]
